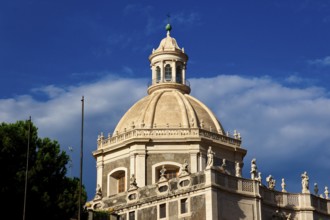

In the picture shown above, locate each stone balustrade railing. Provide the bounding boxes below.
[97,128,242,149]
[213,170,330,215]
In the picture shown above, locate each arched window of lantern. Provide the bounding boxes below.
[156,66,161,83]
[108,167,127,196]
[176,66,183,83]
[165,64,172,81]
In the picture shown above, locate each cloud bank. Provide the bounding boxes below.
[1,74,329,200]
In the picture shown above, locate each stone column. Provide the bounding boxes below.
[172,61,176,82]
[161,61,164,82]
[151,64,155,84]
[182,65,186,84]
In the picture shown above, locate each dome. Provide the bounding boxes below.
[113,88,225,135]
[112,25,225,137]
[153,31,182,53]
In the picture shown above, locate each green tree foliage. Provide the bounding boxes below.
[0,120,87,220]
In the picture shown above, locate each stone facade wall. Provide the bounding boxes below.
[190,194,206,220]
[169,200,178,219]
[217,192,255,220]
[137,206,157,219]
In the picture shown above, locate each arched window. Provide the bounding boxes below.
[176,66,182,83]
[156,165,180,182]
[156,66,161,83]
[165,64,172,81]
[108,168,127,195]
[152,162,181,183]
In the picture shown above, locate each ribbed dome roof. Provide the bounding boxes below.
[113,89,225,135]
[154,31,181,53]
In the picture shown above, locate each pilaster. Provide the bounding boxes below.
[298,193,313,220]
[190,153,198,173]
[204,169,218,220]
[96,158,103,187]
[130,144,146,187]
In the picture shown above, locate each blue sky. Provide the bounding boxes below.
[1,0,330,200]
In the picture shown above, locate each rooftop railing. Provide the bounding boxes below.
[97,127,242,149]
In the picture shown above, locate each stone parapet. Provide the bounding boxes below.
[96,128,242,150]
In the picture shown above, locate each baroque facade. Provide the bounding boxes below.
[86,24,330,220]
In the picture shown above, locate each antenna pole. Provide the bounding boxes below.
[78,96,84,220]
[23,116,31,220]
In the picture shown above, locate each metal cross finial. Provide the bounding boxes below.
[167,13,171,23]
[165,14,172,33]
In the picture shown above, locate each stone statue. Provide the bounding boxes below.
[221,158,227,169]
[235,162,242,177]
[160,165,166,177]
[257,172,262,185]
[281,178,287,192]
[266,175,276,190]
[130,174,138,189]
[301,171,310,193]
[325,186,329,199]
[94,184,102,200]
[159,165,167,181]
[250,158,258,180]
[206,146,215,169]
[179,159,189,176]
[272,210,292,220]
[314,183,319,196]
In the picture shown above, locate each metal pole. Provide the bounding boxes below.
[23,116,31,220]
[78,96,84,220]
[68,146,73,177]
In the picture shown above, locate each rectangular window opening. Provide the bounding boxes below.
[180,198,188,214]
[129,211,135,220]
[159,203,166,219]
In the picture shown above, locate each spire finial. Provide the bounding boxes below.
[165,13,172,35]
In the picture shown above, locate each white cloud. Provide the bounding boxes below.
[190,75,330,191]
[308,56,330,67]
[191,76,330,155]
[31,85,66,98]
[170,11,202,27]
[1,74,330,199]
[285,75,303,84]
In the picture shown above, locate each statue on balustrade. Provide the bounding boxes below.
[301,171,310,193]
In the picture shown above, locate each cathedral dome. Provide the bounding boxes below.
[113,88,225,135]
[112,24,225,136]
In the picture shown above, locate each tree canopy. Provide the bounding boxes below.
[0,120,87,220]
